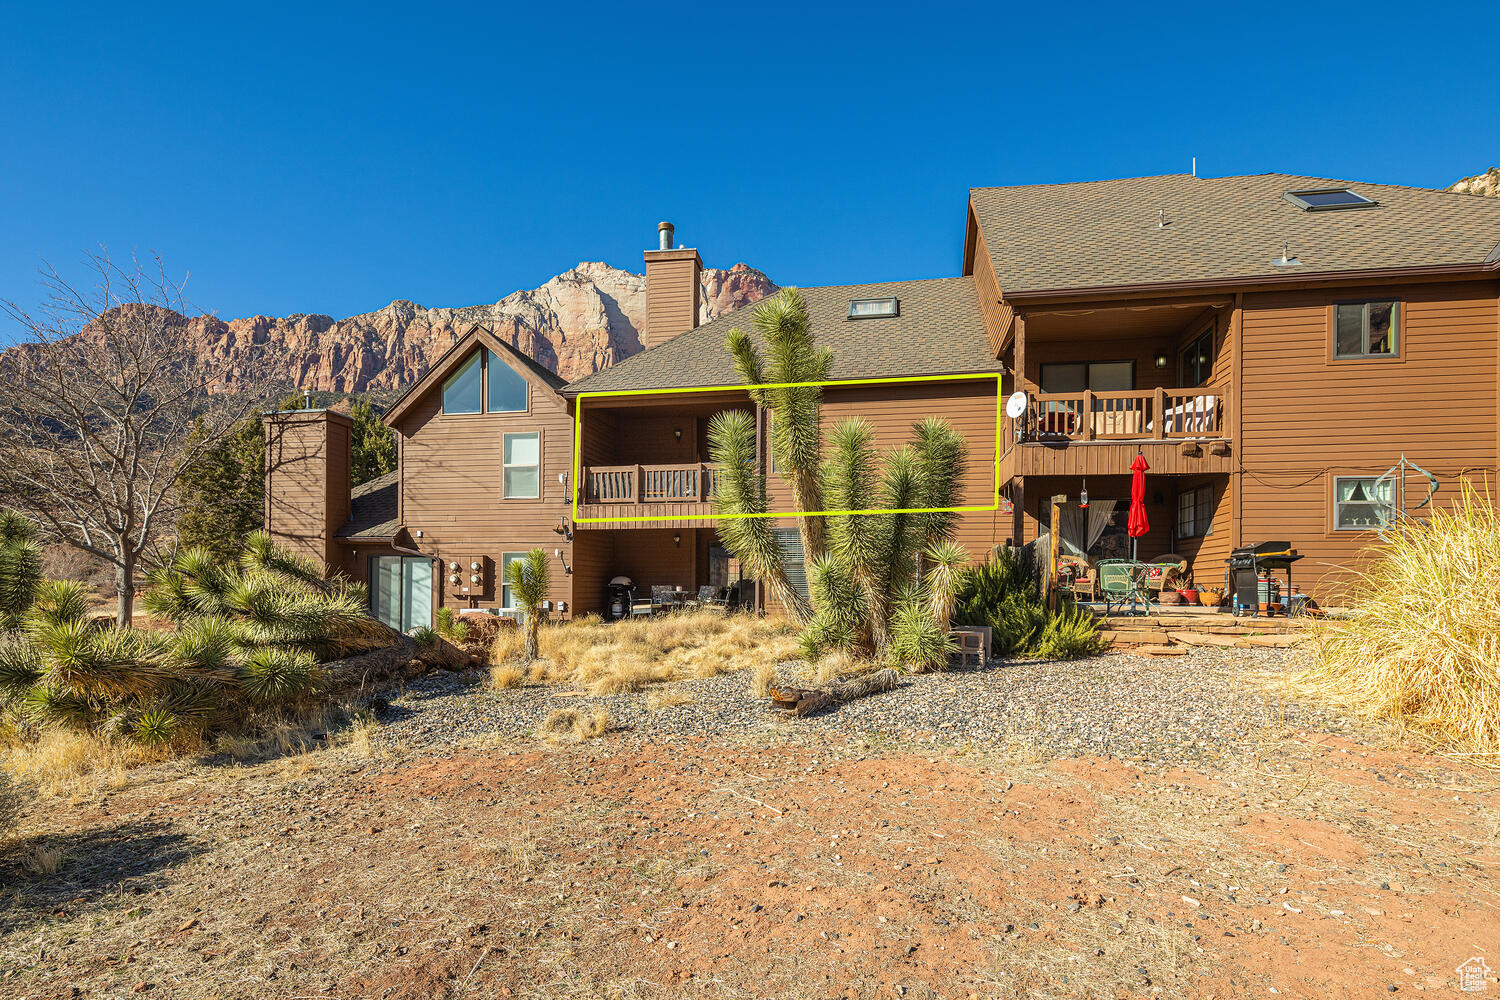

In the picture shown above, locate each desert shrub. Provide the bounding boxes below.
[954,549,1101,659]
[1032,600,1107,660]
[0,532,387,747]
[537,706,610,744]
[490,620,526,666]
[490,663,525,689]
[0,510,44,630]
[506,549,549,661]
[1299,483,1500,756]
[434,606,470,644]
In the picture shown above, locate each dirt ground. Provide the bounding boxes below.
[2,695,1498,998]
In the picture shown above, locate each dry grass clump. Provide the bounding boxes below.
[2,729,169,797]
[0,766,28,844]
[531,611,797,696]
[1298,482,1500,759]
[490,623,527,666]
[537,706,611,744]
[490,663,525,689]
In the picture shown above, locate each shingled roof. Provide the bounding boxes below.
[564,277,997,394]
[969,173,1500,297]
[337,471,399,539]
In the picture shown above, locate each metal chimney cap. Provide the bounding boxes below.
[656,221,675,250]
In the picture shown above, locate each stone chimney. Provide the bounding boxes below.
[262,408,352,572]
[642,220,702,351]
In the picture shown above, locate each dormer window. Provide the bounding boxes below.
[1283,188,1377,212]
[848,297,899,319]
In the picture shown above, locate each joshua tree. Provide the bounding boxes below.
[725,289,830,568]
[708,289,972,667]
[0,251,281,624]
[0,509,43,630]
[506,548,550,662]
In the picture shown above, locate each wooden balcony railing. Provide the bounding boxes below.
[583,463,724,504]
[1006,387,1224,444]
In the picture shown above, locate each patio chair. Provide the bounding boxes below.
[1152,554,1190,590]
[1096,559,1148,614]
[696,585,727,611]
[1057,554,1096,602]
[650,585,675,614]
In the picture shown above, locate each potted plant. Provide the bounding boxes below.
[1178,586,1199,605]
[1158,588,1182,606]
[1198,588,1223,607]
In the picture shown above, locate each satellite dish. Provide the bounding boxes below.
[1004,391,1029,420]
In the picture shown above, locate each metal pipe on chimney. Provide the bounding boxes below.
[658,221,674,250]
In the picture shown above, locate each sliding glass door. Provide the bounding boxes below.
[370,556,434,632]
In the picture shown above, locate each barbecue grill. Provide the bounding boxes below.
[1226,542,1303,617]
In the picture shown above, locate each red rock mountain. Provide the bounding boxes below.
[184,261,777,394]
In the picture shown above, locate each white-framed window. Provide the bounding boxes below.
[1177,485,1214,539]
[499,552,525,610]
[1334,476,1394,530]
[503,432,540,499]
[442,352,483,414]
[1334,301,1399,359]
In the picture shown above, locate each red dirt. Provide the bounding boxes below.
[3,731,1497,999]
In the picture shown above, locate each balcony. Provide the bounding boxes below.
[999,387,1233,479]
[577,462,723,526]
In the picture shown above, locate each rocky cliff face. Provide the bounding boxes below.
[1450,168,1500,197]
[187,261,777,394]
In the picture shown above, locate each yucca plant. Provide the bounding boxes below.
[507,548,550,662]
[0,509,43,630]
[952,549,1102,659]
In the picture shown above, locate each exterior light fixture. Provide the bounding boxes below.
[673,428,683,442]
[1154,352,1168,368]
[673,533,681,547]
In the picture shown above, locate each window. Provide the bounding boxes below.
[1283,188,1377,212]
[1334,476,1394,531]
[487,352,528,412]
[369,556,434,632]
[503,432,540,498]
[772,529,809,600]
[1334,301,1399,359]
[499,552,525,610]
[1179,327,1214,387]
[441,352,483,414]
[1039,360,1135,393]
[848,297,898,319]
[1177,485,1214,539]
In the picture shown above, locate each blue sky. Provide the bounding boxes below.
[1,1,1496,341]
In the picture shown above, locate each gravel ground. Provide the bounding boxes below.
[374,648,1347,764]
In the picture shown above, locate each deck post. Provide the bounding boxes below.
[634,465,643,503]
[1081,390,1095,441]
[1048,494,1065,614]
[1154,387,1168,440]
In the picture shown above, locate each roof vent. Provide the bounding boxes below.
[848,297,899,319]
[1272,241,1302,268]
[1283,188,1377,212]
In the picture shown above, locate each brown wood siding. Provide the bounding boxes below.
[1237,279,1500,600]
[970,220,1011,356]
[397,364,576,615]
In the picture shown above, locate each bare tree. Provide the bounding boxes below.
[0,250,279,625]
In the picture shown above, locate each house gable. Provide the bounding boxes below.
[384,324,568,428]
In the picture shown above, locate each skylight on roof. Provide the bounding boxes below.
[848,297,899,319]
[1283,188,1378,212]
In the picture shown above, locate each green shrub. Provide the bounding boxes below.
[954,549,1102,659]
[434,606,469,644]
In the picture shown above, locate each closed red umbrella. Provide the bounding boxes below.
[1128,452,1150,559]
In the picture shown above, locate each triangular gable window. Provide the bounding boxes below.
[442,352,483,414]
[488,352,529,412]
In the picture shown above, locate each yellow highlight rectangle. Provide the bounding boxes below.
[571,373,1004,525]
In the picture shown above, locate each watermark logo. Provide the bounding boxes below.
[1459,957,1491,992]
